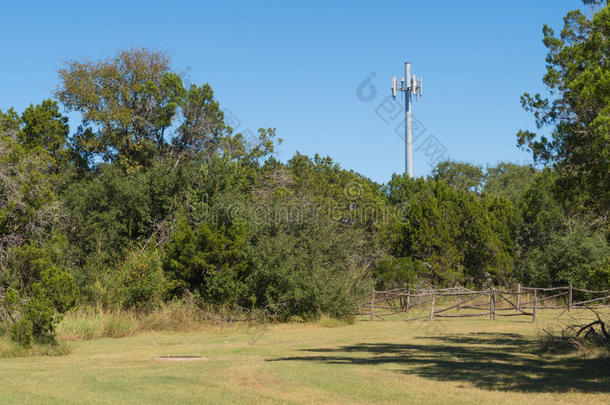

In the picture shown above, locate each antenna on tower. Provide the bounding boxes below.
[390,62,424,178]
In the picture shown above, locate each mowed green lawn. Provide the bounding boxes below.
[0,310,608,404]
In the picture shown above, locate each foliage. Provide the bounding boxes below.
[63,164,153,262]
[386,175,517,287]
[374,257,425,290]
[431,160,484,192]
[518,220,609,288]
[6,266,78,347]
[0,136,60,267]
[114,248,167,311]
[0,131,77,347]
[164,214,248,305]
[517,1,610,215]
[19,99,69,165]
[244,207,373,321]
[483,162,538,204]
[3,41,610,346]
[55,48,230,171]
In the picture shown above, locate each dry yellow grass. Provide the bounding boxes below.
[0,308,608,404]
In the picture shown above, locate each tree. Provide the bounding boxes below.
[57,48,182,167]
[386,175,516,287]
[483,162,538,204]
[56,48,257,171]
[519,219,609,289]
[516,169,566,251]
[0,136,60,268]
[173,84,226,165]
[55,49,282,169]
[62,164,153,263]
[0,108,21,138]
[0,128,77,347]
[19,99,69,163]
[431,160,484,193]
[517,1,610,214]
[163,214,248,304]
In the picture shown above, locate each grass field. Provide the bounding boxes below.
[0,309,608,404]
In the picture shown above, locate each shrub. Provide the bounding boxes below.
[2,262,78,347]
[9,318,33,348]
[244,216,374,321]
[115,248,167,311]
[163,215,248,305]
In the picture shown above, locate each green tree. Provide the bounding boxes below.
[0,136,60,266]
[517,1,610,214]
[1,241,78,347]
[163,214,248,304]
[0,108,21,137]
[516,169,567,254]
[19,99,69,162]
[519,220,609,289]
[173,84,226,164]
[63,164,152,263]
[387,175,517,287]
[431,160,485,193]
[483,162,538,204]
[56,48,186,169]
[115,247,167,311]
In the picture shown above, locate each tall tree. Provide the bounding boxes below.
[19,99,69,165]
[173,84,226,165]
[517,1,610,215]
[56,48,234,170]
[56,48,184,168]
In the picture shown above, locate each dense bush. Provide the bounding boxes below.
[244,210,373,321]
[386,175,517,287]
[3,266,78,347]
[519,221,610,289]
[164,215,248,305]
[115,248,167,311]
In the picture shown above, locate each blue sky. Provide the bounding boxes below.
[0,0,586,182]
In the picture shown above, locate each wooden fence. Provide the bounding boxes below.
[359,284,610,322]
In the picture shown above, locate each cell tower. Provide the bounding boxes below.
[392,62,423,178]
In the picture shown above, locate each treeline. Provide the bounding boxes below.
[1,1,609,347]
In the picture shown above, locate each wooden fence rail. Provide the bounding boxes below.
[361,284,610,322]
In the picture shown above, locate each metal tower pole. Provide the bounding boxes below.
[405,62,414,178]
[392,61,422,178]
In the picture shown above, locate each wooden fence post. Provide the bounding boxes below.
[405,285,411,313]
[370,289,375,321]
[568,283,573,312]
[532,288,537,323]
[429,290,435,321]
[490,288,495,320]
[456,287,461,312]
[516,283,521,313]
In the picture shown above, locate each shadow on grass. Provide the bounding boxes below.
[267,332,609,393]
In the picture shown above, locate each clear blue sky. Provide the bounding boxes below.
[0,0,586,182]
